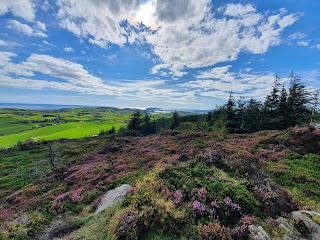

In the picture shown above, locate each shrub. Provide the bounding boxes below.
[198,188,207,201]
[173,190,183,205]
[192,200,206,218]
[198,221,231,240]
[116,209,139,240]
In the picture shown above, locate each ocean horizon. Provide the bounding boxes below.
[0,103,94,110]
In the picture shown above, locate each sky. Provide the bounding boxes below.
[0,0,319,110]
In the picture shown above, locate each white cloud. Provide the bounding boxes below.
[0,0,35,22]
[315,44,320,50]
[64,47,74,52]
[0,52,196,103]
[197,66,233,80]
[57,0,140,47]
[289,32,306,39]
[297,41,309,47]
[42,40,55,47]
[179,65,279,100]
[7,20,47,38]
[36,21,47,31]
[223,4,256,17]
[55,1,299,77]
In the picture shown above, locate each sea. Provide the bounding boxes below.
[0,103,92,110]
[0,103,210,113]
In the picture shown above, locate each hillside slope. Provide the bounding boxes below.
[0,127,319,239]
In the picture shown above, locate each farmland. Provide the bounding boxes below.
[0,107,167,148]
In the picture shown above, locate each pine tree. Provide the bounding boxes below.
[243,98,262,133]
[207,111,213,125]
[236,96,246,132]
[278,84,288,129]
[142,114,155,135]
[263,75,281,129]
[171,111,180,129]
[225,92,237,133]
[287,73,310,126]
[127,110,142,131]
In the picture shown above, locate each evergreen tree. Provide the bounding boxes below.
[207,111,213,125]
[171,111,180,129]
[127,110,142,131]
[225,92,237,133]
[277,84,288,129]
[142,114,156,135]
[236,96,246,132]
[243,99,262,133]
[287,73,310,126]
[263,75,281,129]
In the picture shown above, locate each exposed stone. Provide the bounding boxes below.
[95,184,131,213]
[276,216,301,238]
[292,210,320,240]
[248,225,271,240]
[37,217,79,240]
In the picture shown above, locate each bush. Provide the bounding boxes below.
[116,208,139,240]
[158,163,260,226]
[198,221,231,240]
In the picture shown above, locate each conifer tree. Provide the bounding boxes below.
[278,84,288,129]
[243,98,262,133]
[171,111,180,129]
[263,75,281,129]
[127,110,142,131]
[226,92,237,133]
[287,73,309,126]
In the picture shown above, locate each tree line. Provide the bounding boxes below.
[100,73,319,136]
[221,73,318,133]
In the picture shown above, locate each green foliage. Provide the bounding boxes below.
[128,110,142,131]
[171,111,180,129]
[193,139,209,148]
[158,163,260,225]
[268,153,320,210]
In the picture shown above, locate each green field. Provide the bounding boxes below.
[0,107,167,148]
[0,121,125,148]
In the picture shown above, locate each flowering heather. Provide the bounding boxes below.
[314,129,320,136]
[192,200,206,217]
[211,200,219,209]
[224,197,241,211]
[231,225,246,238]
[242,215,256,226]
[198,188,207,200]
[117,209,138,239]
[173,189,183,205]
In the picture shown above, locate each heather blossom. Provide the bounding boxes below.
[211,200,219,209]
[173,189,183,205]
[198,188,207,200]
[192,200,206,217]
[224,197,241,211]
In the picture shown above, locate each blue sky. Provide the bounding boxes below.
[0,0,319,110]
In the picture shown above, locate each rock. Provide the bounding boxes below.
[282,234,293,240]
[276,216,301,238]
[95,184,131,213]
[292,210,320,240]
[248,225,271,240]
[37,217,79,240]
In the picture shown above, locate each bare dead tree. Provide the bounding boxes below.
[310,89,320,123]
[48,143,56,168]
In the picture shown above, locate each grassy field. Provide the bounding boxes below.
[0,107,169,148]
[0,121,125,148]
